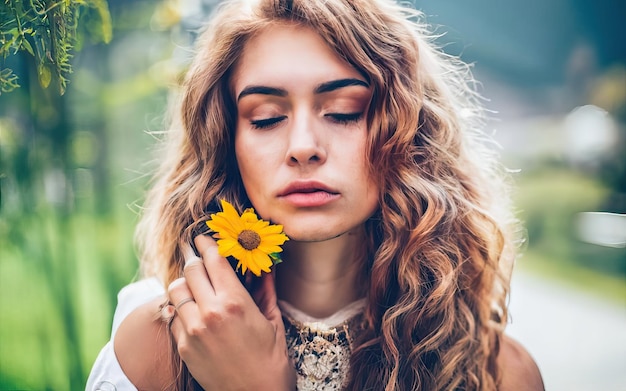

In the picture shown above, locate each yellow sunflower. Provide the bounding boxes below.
[206,200,289,277]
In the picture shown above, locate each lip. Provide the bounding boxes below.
[277,180,340,207]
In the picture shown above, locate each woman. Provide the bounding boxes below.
[87,0,544,389]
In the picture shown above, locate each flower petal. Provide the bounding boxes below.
[208,212,242,238]
[230,245,248,262]
[250,219,270,231]
[259,233,289,247]
[243,250,261,276]
[257,244,284,254]
[251,249,273,273]
[241,208,260,224]
[205,200,289,277]
[216,238,239,257]
[237,258,246,274]
[220,199,239,218]
[258,224,286,236]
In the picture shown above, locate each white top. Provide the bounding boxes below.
[86,277,164,391]
[86,278,365,390]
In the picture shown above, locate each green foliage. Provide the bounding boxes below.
[0,209,139,389]
[0,1,176,387]
[0,0,113,95]
[514,167,626,301]
[515,168,608,252]
[0,66,18,91]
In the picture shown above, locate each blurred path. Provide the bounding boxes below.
[507,270,626,391]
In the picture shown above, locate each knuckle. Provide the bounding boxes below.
[199,309,224,325]
[197,299,244,324]
[186,322,207,337]
[177,338,192,357]
[200,245,219,263]
[223,299,245,316]
[167,277,187,295]
[183,259,204,274]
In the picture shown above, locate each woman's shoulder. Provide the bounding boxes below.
[111,277,165,335]
[114,294,176,390]
[87,278,172,391]
[498,334,545,391]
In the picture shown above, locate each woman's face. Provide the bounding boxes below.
[232,24,379,242]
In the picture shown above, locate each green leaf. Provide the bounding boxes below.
[1,41,13,55]
[93,0,113,43]
[38,63,51,88]
[21,38,34,56]
[0,67,20,93]
[1,0,114,94]
[269,253,283,265]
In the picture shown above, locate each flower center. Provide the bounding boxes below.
[238,230,261,250]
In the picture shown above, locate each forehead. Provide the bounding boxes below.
[231,24,362,93]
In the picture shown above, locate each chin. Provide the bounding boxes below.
[283,224,357,243]
[282,226,338,242]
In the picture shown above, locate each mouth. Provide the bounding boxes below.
[278,181,339,207]
[278,181,338,196]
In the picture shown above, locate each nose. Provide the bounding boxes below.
[286,112,327,166]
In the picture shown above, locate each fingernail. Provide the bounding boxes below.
[168,277,186,291]
[160,303,175,321]
[182,243,197,260]
[184,255,203,268]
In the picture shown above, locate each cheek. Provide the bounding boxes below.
[346,136,370,180]
[235,131,274,199]
[234,132,255,188]
[352,138,378,204]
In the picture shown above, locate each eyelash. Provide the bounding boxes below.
[325,112,363,124]
[250,116,287,129]
[249,113,363,129]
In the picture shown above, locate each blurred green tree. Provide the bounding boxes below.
[591,65,626,213]
[0,1,180,388]
[1,2,115,389]
[1,0,112,95]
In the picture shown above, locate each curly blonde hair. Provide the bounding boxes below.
[136,0,519,389]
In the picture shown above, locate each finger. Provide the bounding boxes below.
[182,243,216,304]
[254,274,283,327]
[170,312,182,344]
[194,234,248,293]
[253,275,289,353]
[252,273,279,319]
[167,277,198,323]
[159,300,176,323]
[169,306,186,349]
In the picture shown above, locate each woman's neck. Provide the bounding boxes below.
[275,229,366,318]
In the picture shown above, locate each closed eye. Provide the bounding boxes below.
[250,115,287,129]
[325,112,363,124]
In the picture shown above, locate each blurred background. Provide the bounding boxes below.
[0,0,624,389]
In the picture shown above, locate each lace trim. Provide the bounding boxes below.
[281,302,367,391]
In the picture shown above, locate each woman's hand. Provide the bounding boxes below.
[168,234,296,391]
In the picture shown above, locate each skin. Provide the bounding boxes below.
[233,24,378,243]
[113,24,544,390]
[232,24,379,318]
[116,236,295,390]
[115,238,544,390]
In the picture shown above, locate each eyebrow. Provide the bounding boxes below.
[315,78,369,93]
[237,86,287,102]
[236,78,369,102]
